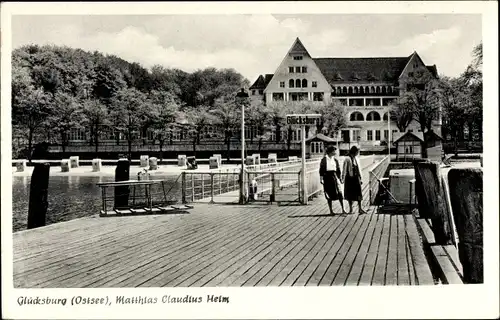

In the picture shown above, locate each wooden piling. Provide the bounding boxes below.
[447,168,483,283]
[27,163,50,229]
[114,159,130,209]
[413,161,453,245]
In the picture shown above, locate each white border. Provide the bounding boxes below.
[2,2,498,319]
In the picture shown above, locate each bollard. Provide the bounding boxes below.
[61,159,71,172]
[178,155,187,167]
[252,153,261,165]
[114,159,130,209]
[16,160,27,172]
[209,156,220,169]
[92,158,102,172]
[268,153,277,164]
[140,155,149,168]
[245,155,255,166]
[413,161,453,245]
[213,154,222,167]
[69,156,79,168]
[27,163,50,229]
[448,168,483,283]
[149,157,158,170]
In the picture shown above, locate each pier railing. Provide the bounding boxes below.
[368,155,390,205]
[181,168,241,203]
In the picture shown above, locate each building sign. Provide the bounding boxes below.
[286,114,322,126]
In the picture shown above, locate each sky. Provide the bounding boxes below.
[11,14,482,83]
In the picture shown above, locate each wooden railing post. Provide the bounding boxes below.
[210,173,215,203]
[27,163,50,229]
[447,168,483,283]
[270,172,276,203]
[114,159,130,209]
[181,172,186,204]
[191,174,195,202]
[413,161,453,245]
[201,173,205,199]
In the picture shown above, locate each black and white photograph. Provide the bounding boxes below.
[1,2,498,319]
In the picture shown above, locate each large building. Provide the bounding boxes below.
[249,38,441,152]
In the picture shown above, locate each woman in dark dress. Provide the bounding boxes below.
[320,146,347,215]
[342,146,367,214]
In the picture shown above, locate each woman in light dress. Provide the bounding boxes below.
[342,146,367,214]
[319,145,347,215]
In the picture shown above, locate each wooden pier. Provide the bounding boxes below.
[13,162,435,288]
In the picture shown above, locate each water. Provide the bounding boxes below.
[12,175,182,232]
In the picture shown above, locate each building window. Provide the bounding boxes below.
[367,130,373,141]
[313,92,324,101]
[280,81,285,88]
[289,67,294,73]
[366,111,381,121]
[383,112,389,121]
[353,130,361,142]
[302,79,308,88]
[302,66,307,73]
[69,128,87,141]
[259,90,264,94]
[375,130,381,141]
[384,130,389,140]
[295,66,301,73]
[408,72,414,77]
[408,129,413,133]
[312,81,317,88]
[350,111,364,121]
[272,93,284,101]
[295,79,301,88]
[293,56,303,60]
[252,90,256,95]
[289,79,294,88]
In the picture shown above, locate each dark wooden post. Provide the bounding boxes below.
[114,159,130,209]
[448,168,483,283]
[27,163,50,229]
[181,172,186,204]
[413,161,453,244]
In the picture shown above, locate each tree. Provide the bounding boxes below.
[439,76,472,155]
[147,90,180,161]
[399,66,442,157]
[314,100,348,138]
[460,43,483,141]
[82,98,109,157]
[246,98,270,148]
[110,88,150,159]
[184,105,215,157]
[12,86,52,161]
[391,96,415,133]
[212,96,241,161]
[46,92,85,154]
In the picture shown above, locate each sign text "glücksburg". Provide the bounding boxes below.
[286,114,321,126]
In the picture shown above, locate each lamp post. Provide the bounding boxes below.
[235,88,249,204]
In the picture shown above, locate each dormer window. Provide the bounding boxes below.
[333,72,343,81]
[293,56,303,60]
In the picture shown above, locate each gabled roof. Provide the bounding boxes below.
[393,131,424,144]
[306,133,336,143]
[426,65,438,78]
[313,57,410,84]
[289,37,310,56]
[249,73,274,90]
[424,129,443,141]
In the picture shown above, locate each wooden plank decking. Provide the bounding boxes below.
[13,171,435,288]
